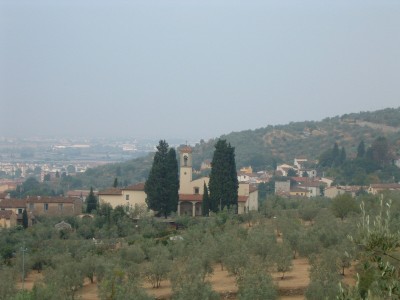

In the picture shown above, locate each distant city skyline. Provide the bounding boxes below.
[1,0,400,140]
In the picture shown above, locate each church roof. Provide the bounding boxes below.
[180,146,193,153]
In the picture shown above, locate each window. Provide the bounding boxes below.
[184,155,188,166]
[126,195,130,201]
[29,203,34,210]
[18,208,23,214]
[58,203,63,211]
[194,187,199,194]
[44,203,48,211]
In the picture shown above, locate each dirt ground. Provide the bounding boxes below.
[18,257,356,300]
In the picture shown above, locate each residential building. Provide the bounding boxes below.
[0,210,17,228]
[275,180,291,194]
[368,183,400,195]
[26,196,82,216]
[98,183,147,209]
[290,187,309,197]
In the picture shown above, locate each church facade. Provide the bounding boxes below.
[178,146,258,216]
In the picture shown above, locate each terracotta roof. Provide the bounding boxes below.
[0,199,27,208]
[67,190,96,197]
[180,146,193,153]
[370,183,400,189]
[124,183,145,191]
[26,197,77,204]
[300,181,324,188]
[98,188,122,195]
[238,195,249,202]
[0,210,13,219]
[291,177,311,182]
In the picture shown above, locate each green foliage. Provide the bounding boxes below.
[0,267,17,299]
[331,193,360,220]
[237,261,278,300]
[145,140,179,218]
[85,187,97,213]
[320,136,399,185]
[22,209,29,229]
[209,139,239,212]
[202,182,210,216]
[275,242,293,279]
[143,244,172,288]
[306,250,342,300]
[98,267,151,300]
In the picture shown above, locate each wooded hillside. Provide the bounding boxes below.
[76,107,400,189]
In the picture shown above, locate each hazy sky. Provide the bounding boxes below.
[1,0,399,140]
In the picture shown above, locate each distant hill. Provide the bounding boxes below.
[76,107,400,189]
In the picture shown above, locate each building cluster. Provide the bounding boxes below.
[0,195,83,228]
[98,147,259,217]
[2,149,400,228]
[0,162,91,180]
[274,157,400,198]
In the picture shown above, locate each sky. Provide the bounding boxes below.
[1,0,399,140]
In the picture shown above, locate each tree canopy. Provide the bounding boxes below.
[208,140,238,212]
[86,187,97,213]
[145,140,179,218]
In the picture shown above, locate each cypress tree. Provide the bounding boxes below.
[357,140,365,158]
[332,142,340,166]
[166,148,179,217]
[339,147,346,165]
[202,182,210,216]
[86,187,97,213]
[113,177,118,188]
[22,209,28,228]
[145,140,179,218]
[209,140,238,212]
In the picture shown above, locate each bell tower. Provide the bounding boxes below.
[179,146,193,194]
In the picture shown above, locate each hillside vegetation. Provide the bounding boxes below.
[75,107,400,189]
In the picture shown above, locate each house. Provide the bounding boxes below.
[26,196,82,217]
[67,189,97,199]
[290,187,309,197]
[325,185,367,198]
[324,186,348,199]
[237,172,259,184]
[98,183,147,209]
[297,181,324,198]
[320,177,334,187]
[0,199,31,226]
[200,160,212,171]
[275,180,291,194]
[0,210,17,228]
[240,166,253,174]
[276,164,297,177]
[294,157,308,169]
[178,146,258,216]
[367,183,400,195]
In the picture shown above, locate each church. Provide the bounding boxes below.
[98,145,259,216]
[178,146,258,216]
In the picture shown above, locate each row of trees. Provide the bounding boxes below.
[318,137,400,185]
[1,191,400,299]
